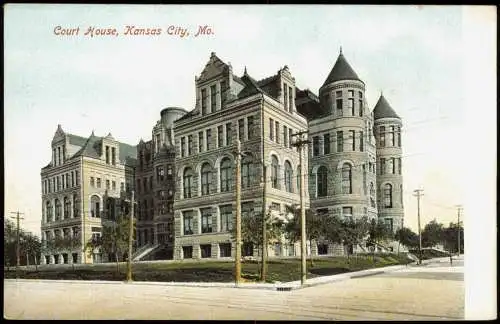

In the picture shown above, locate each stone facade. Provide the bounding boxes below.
[40,125,136,264]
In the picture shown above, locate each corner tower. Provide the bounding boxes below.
[373,93,404,233]
[308,48,376,231]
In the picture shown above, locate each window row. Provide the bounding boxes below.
[43,226,80,242]
[44,195,80,223]
[322,90,364,117]
[315,164,353,197]
[52,144,66,167]
[137,199,174,221]
[201,80,227,116]
[180,116,255,158]
[43,170,80,194]
[377,126,402,147]
[312,130,366,156]
[269,118,296,150]
[104,145,117,165]
[90,176,122,192]
[182,202,254,235]
[379,157,402,175]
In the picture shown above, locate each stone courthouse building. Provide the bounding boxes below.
[41,50,405,263]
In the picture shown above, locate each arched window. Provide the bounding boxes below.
[317,166,328,197]
[46,201,53,222]
[220,157,232,192]
[55,198,62,220]
[384,184,393,208]
[72,194,79,218]
[63,196,70,219]
[284,161,293,193]
[90,195,100,218]
[271,155,279,189]
[241,156,253,189]
[201,163,212,195]
[341,163,352,194]
[183,168,194,198]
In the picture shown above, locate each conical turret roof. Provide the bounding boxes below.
[322,49,362,86]
[373,93,400,119]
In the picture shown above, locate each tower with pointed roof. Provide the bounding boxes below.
[299,48,378,255]
[373,93,404,233]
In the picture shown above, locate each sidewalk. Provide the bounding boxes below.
[7,258,445,291]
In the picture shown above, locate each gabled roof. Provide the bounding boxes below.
[322,49,363,86]
[72,132,137,164]
[237,69,264,99]
[373,94,400,120]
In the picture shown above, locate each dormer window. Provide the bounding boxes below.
[105,146,110,164]
[210,84,216,113]
[111,147,116,165]
[201,88,208,115]
[284,85,288,111]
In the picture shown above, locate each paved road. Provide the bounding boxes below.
[4,258,463,320]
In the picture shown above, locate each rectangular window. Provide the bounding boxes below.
[105,146,110,164]
[238,119,245,141]
[312,136,320,156]
[106,180,110,190]
[360,131,364,152]
[348,90,354,97]
[220,80,227,105]
[71,172,75,187]
[283,85,288,111]
[219,243,232,258]
[57,176,61,191]
[359,99,363,117]
[348,98,355,116]
[75,171,79,186]
[181,137,186,157]
[183,211,194,235]
[112,147,116,165]
[324,134,330,154]
[90,177,95,187]
[397,126,401,147]
[206,129,212,150]
[380,126,386,147]
[201,88,207,115]
[112,181,116,191]
[167,165,173,178]
[198,131,204,153]
[120,182,124,192]
[182,246,193,259]
[350,130,356,151]
[275,121,280,144]
[157,166,165,182]
[217,125,224,148]
[342,206,353,217]
[200,244,211,258]
[269,118,274,141]
[390,126,395,146]
[65,173,69,188]
[337,131,343,152]
[247,116,254,140]
[380,158,386,175]
[283,126,288,147]
[226,122,232,146]
[391,157,396,174]
[188,135,193,156]
[201,208,213,233]
[210,85,216,113]
[336,91,343,116]
[398,158,402,175]
[289,129,294,149]
[289,86,293,112]
[220,205,233,232]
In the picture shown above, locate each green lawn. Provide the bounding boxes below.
[4,254,413,283]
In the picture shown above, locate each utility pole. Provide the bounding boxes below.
[413,189,424,264]
[126,190,135,282]
[261,164,267,282]
[10,211,25,279]
[455,205,463,256]
[292,130,310,285]
[234,140,242,285]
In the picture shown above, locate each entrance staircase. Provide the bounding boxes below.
[132,244,161,261]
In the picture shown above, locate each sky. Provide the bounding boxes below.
[3,4,496,318]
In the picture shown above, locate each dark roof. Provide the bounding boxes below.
[295,89,324,121]
[67,134,88,147]
[237,71,264,99]
[72,132,137,164]
[373,94,400,119]
[322,51,363,86]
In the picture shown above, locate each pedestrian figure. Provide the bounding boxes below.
[449,254,453,266]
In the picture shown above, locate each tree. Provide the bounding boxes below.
[3,219,42,268]
[284,206,327,267]
[443,222,464,254]
[230,208,284,280]
[340,217,370,259]
[22,231,42,270]
[421,219,445,248]
[367,219,393,260]
[395,227,419,250]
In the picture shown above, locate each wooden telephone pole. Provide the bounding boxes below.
[234,140,242,284]
[10,211,25,278]
[126,190,135,282]
[261,164,267,282]
[413,189,424,264]
[291,130,310,285]
[455,205,463,256]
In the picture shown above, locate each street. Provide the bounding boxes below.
[4,257,464,320]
